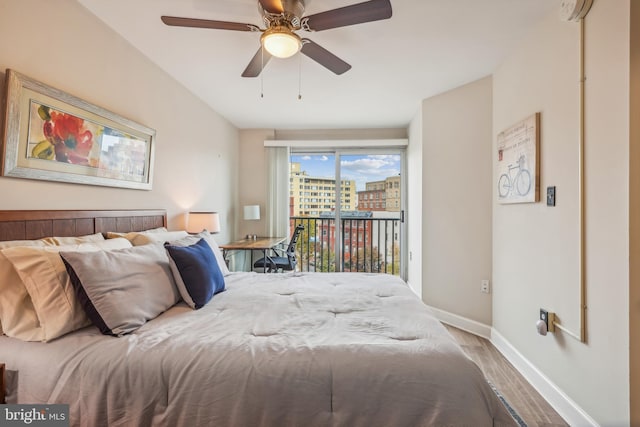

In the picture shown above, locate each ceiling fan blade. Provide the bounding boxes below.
[161,16,259,32]
[301,39,351,75]
[303,0,392,31]
[242,47,273,77]
[258,0,285,14]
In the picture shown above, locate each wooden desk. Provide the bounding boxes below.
[220,237,286,272]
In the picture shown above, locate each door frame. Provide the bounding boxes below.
[290,147,407,279]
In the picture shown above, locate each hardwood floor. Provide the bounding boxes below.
[443,324,568,427]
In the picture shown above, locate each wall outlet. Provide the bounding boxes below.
[481,279,490,294]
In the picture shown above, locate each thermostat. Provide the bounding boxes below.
[559,0,593,22]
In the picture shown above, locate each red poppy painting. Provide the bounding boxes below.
[29,105,97,166]
[27,102,149,181]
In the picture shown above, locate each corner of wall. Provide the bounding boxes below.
[420,76,493,325]
[237,129,276,239]
[628,1,640,424]
[407,108,423,298]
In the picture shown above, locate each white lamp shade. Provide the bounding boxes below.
[243,205,260,221]
[260,25,302,58]
[262,31,301,58]
[187,212,220,234]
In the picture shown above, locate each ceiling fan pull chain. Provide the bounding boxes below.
[298,53,302,100]
[261,44,265,98]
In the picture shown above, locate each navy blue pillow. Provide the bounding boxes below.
[164,238,225,309]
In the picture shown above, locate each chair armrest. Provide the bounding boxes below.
[269,247,286,257]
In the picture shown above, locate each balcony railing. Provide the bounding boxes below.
[290,216,401,275]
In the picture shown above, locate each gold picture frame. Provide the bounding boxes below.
[1,69,155,190]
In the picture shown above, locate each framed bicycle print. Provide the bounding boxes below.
[496,112,540,204]
[1,69,155,190]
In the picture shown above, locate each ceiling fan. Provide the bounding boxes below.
[161,0,392,77]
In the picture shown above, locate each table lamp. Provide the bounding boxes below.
[187,212,221,234]
[243,205,260,239]
[243,205,260,221]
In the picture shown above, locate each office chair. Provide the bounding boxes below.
[253,224,304,273]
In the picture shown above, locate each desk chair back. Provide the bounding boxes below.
[284,224,305,269]
[253,224,304,272]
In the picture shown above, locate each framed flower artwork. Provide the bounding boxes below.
[1,69,155,190]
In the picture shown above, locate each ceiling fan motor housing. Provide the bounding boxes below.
[259,0,306,28]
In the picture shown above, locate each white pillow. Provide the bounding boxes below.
[105,227,167,239]
[1,238,133,341]
[168,231,230,276]
[143,227,169,233]
[117,230,188,246]
[50,233,105,245]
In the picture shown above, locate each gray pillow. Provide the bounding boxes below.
[60,243,180,336]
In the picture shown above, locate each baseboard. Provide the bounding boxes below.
[425,305,492,339]
[405,280,422,299]
[426,307,598,426]
[491,328,599,427]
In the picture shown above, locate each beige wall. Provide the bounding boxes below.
[237,129,274,238]
[406,113,423,297]
[630,2,640,424]
[420,76,494,326]
[0,0,239,242]
[493,2,630,424]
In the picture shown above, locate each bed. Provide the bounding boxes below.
[0,209,517,427]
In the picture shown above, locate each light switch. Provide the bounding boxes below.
[546,186,556,207]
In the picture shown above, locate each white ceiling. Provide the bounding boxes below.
[77,0,558,130]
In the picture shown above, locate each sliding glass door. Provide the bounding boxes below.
[289,152,338,273]
[289,149,405,277]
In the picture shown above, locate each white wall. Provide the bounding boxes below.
[420,76,494,327]
[407,110,423,297]
[492,2,630,424]
[0,0,239,243]
[237,129,275,238]
[630,3,640,424]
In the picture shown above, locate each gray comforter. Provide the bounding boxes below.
[1,272,515,426]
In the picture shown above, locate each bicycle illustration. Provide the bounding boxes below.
[498,154,531,198]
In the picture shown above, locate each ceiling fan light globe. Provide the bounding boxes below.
[261,30,301,58]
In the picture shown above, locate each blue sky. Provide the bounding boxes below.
[291,154,401,191]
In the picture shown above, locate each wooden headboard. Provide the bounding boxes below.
[0,209,167,241]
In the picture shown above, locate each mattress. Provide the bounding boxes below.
[0,272,516,426]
